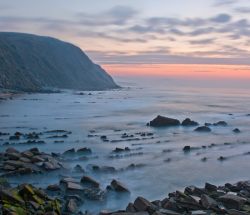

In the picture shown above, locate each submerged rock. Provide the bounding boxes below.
[148,115,180,127]
[182,118,199,126]
[194,126,211,132]
[233,128,241,133]
[213,121,228,126]
[110,180,130,193]
[81,176,100,188]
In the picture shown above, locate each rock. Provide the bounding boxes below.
[111,180,130,192]
[9,135,20,140]
[182,118,199,126]
[77,147,92,154]
[21,150,34,158]
[194,126,211,132]
[183,146,191,152]
[65,199,78,213]
[205,183,217,192]
[19,157,31,163]
[227,209,249,215]
[100,135,107,140]
[233,128,241,133]
[5,147,19,153]
[43,160,60,170]
[219,194,246,210]
[4,160,24,168]
[134,196,155,212]
[29,147,40,154]
[63,148,75,155]
[31,155,45,163]
[149,115,180,127]
[66,182,84,193]
[5,152,20,160]
[47,184,61,191]
[81,176,99,188]
[113,147,130,153]
[218,156,226,161]
[126,203,137,212]
[200,194,218,209]
[92,165,116,173]
[213,121,228,126]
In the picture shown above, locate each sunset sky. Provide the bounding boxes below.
[1,0,250,78]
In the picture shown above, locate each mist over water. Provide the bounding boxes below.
[1,75,250,212]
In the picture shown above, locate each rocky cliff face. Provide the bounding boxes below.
[0,32,118,92]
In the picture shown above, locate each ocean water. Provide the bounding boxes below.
[0,76,250,212]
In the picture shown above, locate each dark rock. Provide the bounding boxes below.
[205,183,217,192]
[219,194,246,210]
[194,126,211,132]
[233,128,241,133]
[47,184,61,191]
[100,135,107,140]
[227,209,249,215]
[213,121,228,126]
[81,176,99,188]
[200,194,218,209]
[134,196,155,212]
[113,147,130,153]
[111,180,130,192]
[77,147,92,154]
[126,203,137,212]
[149,115,180,127]
[5,147,19,153]
[183,146,191,152]
[182,118,199,126]
[218,156,226,161]
[9,135,20,140]
[204,123,212,126]
[63,148,75,155]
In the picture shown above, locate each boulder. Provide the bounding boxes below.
[81,176,99,188]
[134,196,155,212]
[213,121,227,126]
[200,194,218,209]
[63,148,75,155]
[111,180,130,192]
[5,147,19,153]
[219,194,246,210]
[194,126,211,132]
[233,128,241,133]
[205,183,217,192]
[183,146,191,152]
[182,118,199,126]
[77,147,92,154]
[148,115,180,127]
[47,184,61,191]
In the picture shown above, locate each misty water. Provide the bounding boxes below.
[1,76,250,213]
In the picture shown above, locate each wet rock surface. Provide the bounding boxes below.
[0,147,64,176]
[108,180,250,215]
[148,116,180,127]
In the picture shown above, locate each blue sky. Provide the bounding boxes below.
[1,0,250,65]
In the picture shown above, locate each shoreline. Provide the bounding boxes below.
[1,174,250,215]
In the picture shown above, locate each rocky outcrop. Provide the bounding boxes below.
[0,32,119,92]
[148,115,180,127]
[108,180,250,215]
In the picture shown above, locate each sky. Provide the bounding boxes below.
[1,0,250,78]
